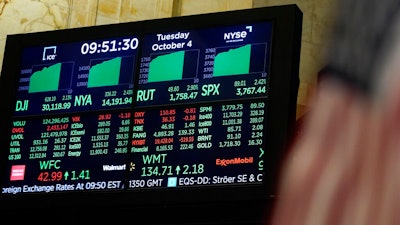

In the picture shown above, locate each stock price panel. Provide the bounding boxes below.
[3,110,131,194]
[129,22,272,189]
[135,22,272,107]
[128,100,266,189]
[15,36,138,117]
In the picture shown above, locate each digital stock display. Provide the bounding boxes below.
[0,5,302,210]
[129,100,266,189]
[136,22,271,106]
[15,36,138,116]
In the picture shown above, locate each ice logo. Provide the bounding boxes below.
[42,46,57,61]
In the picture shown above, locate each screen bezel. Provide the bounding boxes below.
[0,4,302,217]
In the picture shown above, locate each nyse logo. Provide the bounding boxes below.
[42,46,57,61]
[223,26,252,41]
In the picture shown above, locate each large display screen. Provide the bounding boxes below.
[0,5,302,219]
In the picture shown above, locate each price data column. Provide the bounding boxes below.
[127,21,272,190]
[1,35,139,195]
[3,111,131,194]
[128,101,266,189]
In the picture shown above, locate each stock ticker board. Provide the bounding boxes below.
[5,22,270,194]
[0,5,302,208]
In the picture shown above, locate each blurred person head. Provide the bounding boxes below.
[268,0,400,225]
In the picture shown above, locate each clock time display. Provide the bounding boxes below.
[80,37,139,55]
